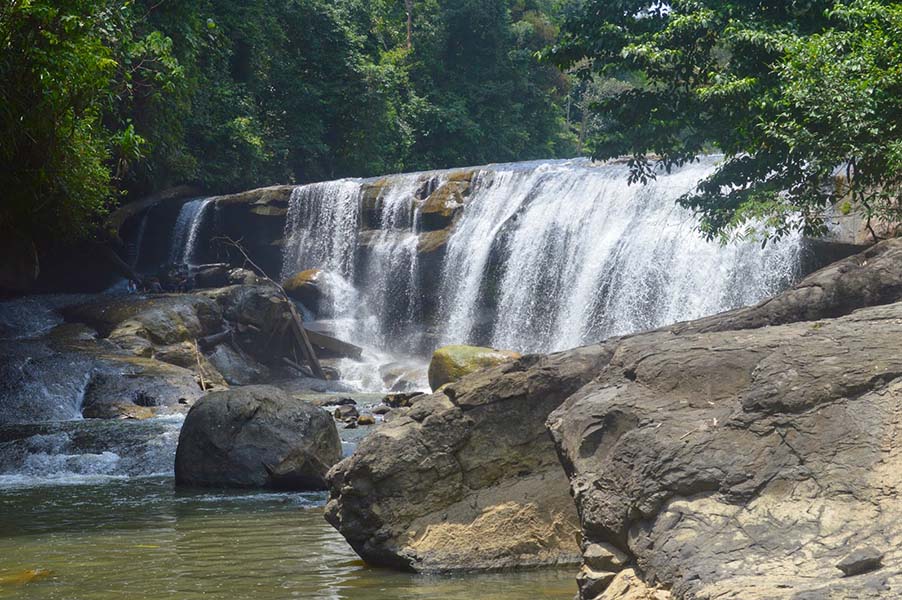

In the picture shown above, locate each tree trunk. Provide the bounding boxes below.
[405,0,413,49]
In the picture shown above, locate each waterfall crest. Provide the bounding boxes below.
[279,158,801,356]
[169,198,214,266]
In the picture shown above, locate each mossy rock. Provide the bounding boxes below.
[427,345,521,391]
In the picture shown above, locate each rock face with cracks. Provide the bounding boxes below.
[326,238,902,597]
[547,238,902,600]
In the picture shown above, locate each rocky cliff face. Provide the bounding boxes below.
[326,239,902,597]
[551,301,902,599]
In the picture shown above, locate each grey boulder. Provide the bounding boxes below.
[175,385,340,490]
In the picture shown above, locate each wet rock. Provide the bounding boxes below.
[837,547,884,577]
[357,415,376,426]
[81,356,204,418]
[283,268,325,311]
[383,392,424,408]
[333,405,359,421]
[372,405,391,415]
[175,385,340,490]
[63,295,222,344]
[193,263,230,288]
[325,346,611,572]
[318,397,356,407]
[207,343,269,385]
[306,329,363,360]
[427,344,521,391]
[82,402,155,420]
[199,284,295,363]
[153,342,228,389]
[227,268,259,286]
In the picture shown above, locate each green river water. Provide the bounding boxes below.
[0,476,575,599]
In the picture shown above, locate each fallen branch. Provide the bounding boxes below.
[194,339,208,391]
[212,236,326,380]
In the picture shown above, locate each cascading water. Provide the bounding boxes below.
[168,198,213,265]
[281,175,427,348]
[442,158,800,351]
[279,157,801,361]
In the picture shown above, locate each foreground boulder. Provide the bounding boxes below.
[549,300,902,599]
[427,344,521,391]
[325,345,611,572]
[538,239,902,599]
[175,385,341,490]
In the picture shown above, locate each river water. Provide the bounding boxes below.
[0,477,575,599]
[0,418,575,599]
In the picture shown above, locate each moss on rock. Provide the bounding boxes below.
[427,344,521,391]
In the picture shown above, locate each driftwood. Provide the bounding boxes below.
[197,329,233,351]
[212,236,326,380]
[193,339,208,391]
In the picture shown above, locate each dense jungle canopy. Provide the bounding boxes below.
[1,0,899,245]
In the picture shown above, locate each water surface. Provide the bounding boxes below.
[0,477,575,599]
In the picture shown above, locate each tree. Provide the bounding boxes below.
[1,0,578,252]
[551,0,902,241]
[0,0,182,242]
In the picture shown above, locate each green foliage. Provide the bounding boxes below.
[552,0,902,241]
[1,0,116,240]
[2,0,577,243]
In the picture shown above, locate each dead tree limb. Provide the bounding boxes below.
[212,236,326,379]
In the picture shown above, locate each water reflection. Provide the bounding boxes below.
[0,478,575,599]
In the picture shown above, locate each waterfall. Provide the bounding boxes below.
[280,158,801,357]
[281,175,427,350]
[168,198,213,266]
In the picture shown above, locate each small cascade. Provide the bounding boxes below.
[0,417,184,487]
[360,176,426,348]
[168,198,214,266]
[127,211,150,268]
[281,175,428,351]
[281,181,363,280]
[280,158,802,363]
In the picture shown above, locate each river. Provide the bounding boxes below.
[0,419,575,599]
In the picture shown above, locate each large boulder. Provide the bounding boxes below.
[62,295,222,344]
[325,345,612,572]
[427,344,521,391]
[175,385,341,490]
[537,238,902,599]
[548,300,902,600]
